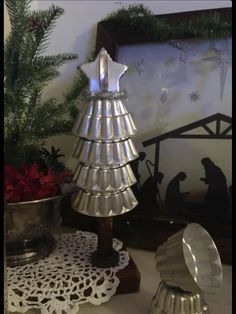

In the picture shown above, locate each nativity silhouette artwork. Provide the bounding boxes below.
[165,171,189,213]
[128,113,232,225]
[130,155,231,224]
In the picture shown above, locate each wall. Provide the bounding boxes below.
[4,1,232,195]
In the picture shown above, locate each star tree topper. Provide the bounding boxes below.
[81,48,128,92]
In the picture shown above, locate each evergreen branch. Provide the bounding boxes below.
[18,5,66,73]
[22,98,70,141]
[5,0,30,34]
[4,0,29,89]
[4,0,77,164]
[28,5,65,57]
[14,53,77,91]
[64,69,88,104]
[23,85,42,128]
[24,118,73,141]
[35,120,74,139]
[33,53,78,73]
[104,4,152,22]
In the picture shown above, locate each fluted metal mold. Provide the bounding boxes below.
[73,164,137,192]
[149,281,209,314]
[72,138,138,168]
[72,187,138,217]
[155,223,222,294]
[77,98,129,117]
[72,111,137,140]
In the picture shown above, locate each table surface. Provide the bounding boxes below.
[9,228,232,314]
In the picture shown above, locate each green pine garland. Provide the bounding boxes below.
[104,4,231,40]
[4,0,78,166]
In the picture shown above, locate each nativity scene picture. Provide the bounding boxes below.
[128,113,232,226]
[116,36,232,229]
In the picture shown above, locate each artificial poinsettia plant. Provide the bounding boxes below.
[4,146,74,203]
[4,0,77,202]
[5,163,73,203]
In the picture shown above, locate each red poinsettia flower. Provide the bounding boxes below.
[4,165,24,185]
[4,164,72,203]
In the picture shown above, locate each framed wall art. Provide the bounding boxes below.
[94,7,232,263]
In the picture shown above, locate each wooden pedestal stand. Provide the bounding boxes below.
[91,217,119,268]
[91,217,141,294]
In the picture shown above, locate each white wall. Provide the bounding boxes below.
[4,1,232,182]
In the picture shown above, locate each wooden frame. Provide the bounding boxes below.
[95,8,231,59]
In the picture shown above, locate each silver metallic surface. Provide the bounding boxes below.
[77,98,129,117]
[72,48,138,217]
[72,187,138,217]
[73,163,137,192]
[87,90,126,99]
[149,281,209,314]
[6,195,64,266]
[72,111,137,140]
[155,223,222,294]
[99,47,109,90]
[81,48,127,92]
[72,138,138,168]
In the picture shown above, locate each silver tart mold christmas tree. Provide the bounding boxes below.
[71,48,138,267]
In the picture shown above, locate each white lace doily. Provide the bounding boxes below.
[7,231,130,314]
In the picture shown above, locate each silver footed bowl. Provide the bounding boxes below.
[6,194,65,267]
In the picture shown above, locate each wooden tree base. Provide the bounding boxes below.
[116,253,141,294]
[91,249,120,268]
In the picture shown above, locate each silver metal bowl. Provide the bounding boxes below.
[72,138,138,168]
[72,187,138,217]
[6,194,64,267]
[73,163,137,192]
[149,281,209,314]
[77,97,129,117]
[72,111,137,140]
[155,223,222,294]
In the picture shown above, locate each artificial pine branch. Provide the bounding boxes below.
[4,0,78,165]
[4,0,29,90]
[23,5,65,59]
[5,0,30,34]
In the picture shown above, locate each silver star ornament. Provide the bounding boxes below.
[81,48,128,92]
